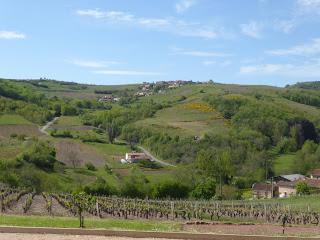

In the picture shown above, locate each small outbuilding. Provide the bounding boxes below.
[252,182,278,199]
[125,152,150,163]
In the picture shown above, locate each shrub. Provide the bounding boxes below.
[152,181,189,199]
[85,162,96,171]
[80,132,105,143]
[120,167,150,198]
[219,185,241,200]
[10,133,17,138]
[17,134,27,141]
[191,178,216,200]
[138,160,161,169]
[84,177,116,196]
[18,140,56,171]
[296,182,311,195]
[50,129,73,138]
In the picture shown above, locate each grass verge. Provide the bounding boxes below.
[0,215,182,232]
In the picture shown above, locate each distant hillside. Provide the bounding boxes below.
[0,78,139,99]
[287,81,320,90]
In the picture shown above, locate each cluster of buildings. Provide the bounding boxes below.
[98,95,120,103]
[120,152,151,164]
[252,169,320,199]
[134,80,195,97]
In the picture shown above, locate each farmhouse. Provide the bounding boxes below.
[124,152,150,163]
[277,181,297,198]
[98,95,119,103]
[273,174,305,183]
[252,182,278,199]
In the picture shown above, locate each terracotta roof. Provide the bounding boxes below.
[310,169,320,177]
[252,183,273,191]
[302,178,320,188]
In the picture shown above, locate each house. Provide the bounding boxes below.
[125,152,150,163]
[277,181,297,198]
[273,174,305,183]
[310,169,320,179]
[252,182,278,199]
[98,95,116,103]
[277,178,320,198]
[301,178,320,189]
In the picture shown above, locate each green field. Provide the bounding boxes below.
[0,214,181,232]
[136,101,229,137]
[55,116,82,126]
[273,154,296,175]
[254,194,320,211]
[0,114,32,125]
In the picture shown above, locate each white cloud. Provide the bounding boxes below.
[297,0,320,13]
[76,9,223,39]
[175,0,196,14]
[93,70,162,76]
[203,60,232,67]
[239,62,320,78]
[172,47,232,57]
[240,21,263,39]
[0,31,26,39]
[71,59,118,68]
[267,38,320,56]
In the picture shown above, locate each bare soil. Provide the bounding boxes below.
[183,222,320,237]
[0,125,42,138]
[54,139,106,167]
[4,194,28,215]
[50,197,75,217]
[27,195,48,216]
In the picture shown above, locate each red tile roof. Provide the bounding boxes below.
[252,183,274,191]
[302,178,320,188]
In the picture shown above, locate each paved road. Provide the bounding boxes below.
[39,117,59,135]
[137,145,176,167]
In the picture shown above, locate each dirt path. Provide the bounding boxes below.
[137,146,176,167]
[40,117,59,135]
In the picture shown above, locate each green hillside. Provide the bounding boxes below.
[1,78,320,200]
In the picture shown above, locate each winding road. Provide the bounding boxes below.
[39,117,59,135]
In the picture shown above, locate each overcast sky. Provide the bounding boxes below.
[1,0,320,86]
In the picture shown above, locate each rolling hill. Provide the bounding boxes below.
[1,78,320,199]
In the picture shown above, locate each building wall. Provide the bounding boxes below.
[310,175,320,179]
[278,186,296,197]
[253,190,272,199]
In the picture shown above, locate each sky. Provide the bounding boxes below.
[1,0,320,86]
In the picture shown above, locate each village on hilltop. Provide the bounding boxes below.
[98,80,206,103]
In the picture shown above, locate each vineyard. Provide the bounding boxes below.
[1,186,320,227]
